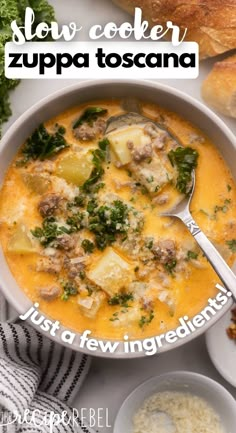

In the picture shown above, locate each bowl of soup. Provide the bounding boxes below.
[0,80,235,358]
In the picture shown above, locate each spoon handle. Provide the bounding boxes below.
[182,215,236,298]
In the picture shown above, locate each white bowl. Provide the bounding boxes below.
[206,307,236,387]
[0,80,235,358]
[114,371,236,433]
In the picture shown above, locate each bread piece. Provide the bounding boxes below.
[112,0,236,59]
[202,54,236,118]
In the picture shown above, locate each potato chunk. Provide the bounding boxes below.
[55,152,93,186]
[7,226,35,254]
[87,247,134,297]
[108,126,150,166]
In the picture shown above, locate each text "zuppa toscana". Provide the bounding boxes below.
[5,7,199,79]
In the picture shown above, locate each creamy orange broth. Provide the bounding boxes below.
[0,100,235,340]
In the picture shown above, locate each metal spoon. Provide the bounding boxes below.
[164,171,236,297]
[106,111,236,297]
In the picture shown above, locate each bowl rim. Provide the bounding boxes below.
[205,312,236,387]
[113,370,236,432]
[0,79,235,358]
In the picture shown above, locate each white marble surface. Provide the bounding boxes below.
[2,1,236,432]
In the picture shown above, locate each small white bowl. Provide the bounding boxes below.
[114,371,236,433]
[206,308,236,387]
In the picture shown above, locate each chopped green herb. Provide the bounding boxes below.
[19,124,68,164]
[66,213,84,233]
[108,292,134,308]
[67,195,86,209]
[88,200,129,250]
[87,198,98,215]
[226,239,236,253]
[81,239,95,253]
[56,125,66,135]
[145,239,154,250]
[168,147,199,195]
[186,250,198,261]
[141,186,148,195]
[164,259,177,275]
[214,199,231,215]
[73,107,107,129]
[214,205,227,214]
[109,312,120,322]
[139,310,154,328]
[227,184,232,192]
[79,271,86,280]
[93,182,105,193]
[31,217,70,247]
[86,285,96,296]
[61,282,78,301]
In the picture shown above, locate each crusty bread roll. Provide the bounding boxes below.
[202,54,236,118]
[112,0,236,59]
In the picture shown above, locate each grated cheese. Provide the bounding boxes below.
[133,391,225,433]
[51,176,79,200]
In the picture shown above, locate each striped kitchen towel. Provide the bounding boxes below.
[0,292,94,433]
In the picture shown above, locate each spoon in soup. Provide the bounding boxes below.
[106,111,236,298]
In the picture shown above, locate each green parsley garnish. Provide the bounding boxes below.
[61,282,78,301]
[186,250,198,261]
[67,195,86,209]
[139,310,154,328]
[214,199,231,215]
[109,312,120,322]
[66,213,84,233]
[226,239,236,253]
[81,239,95,253]
[108,293,134,308]
[31,217,70,247]
[88,199,129,250]
[86,285,96,296]
[145,239,154,250]
[79,271,86,280]
[164,260,177,275]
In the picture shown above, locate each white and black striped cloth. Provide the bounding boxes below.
[0,293,95,433]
